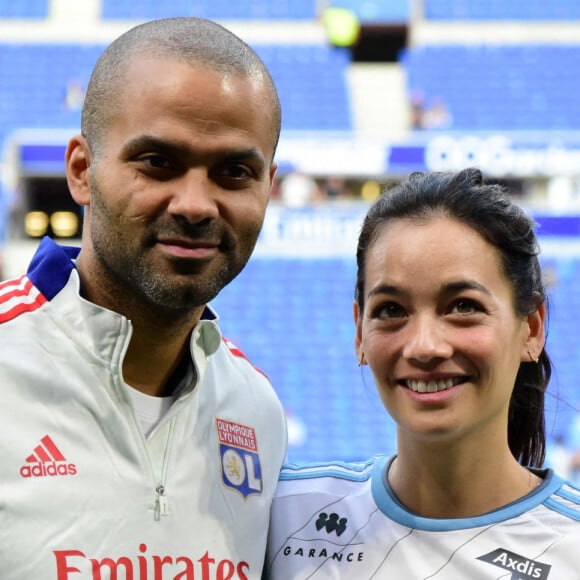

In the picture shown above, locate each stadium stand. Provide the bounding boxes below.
[328,0,410,23]
[402,44,580,130]
[101,0,317,20]
[424,0,580,20]
[255,44,353,131]
[0,0,48,19]
[0,44,100,146]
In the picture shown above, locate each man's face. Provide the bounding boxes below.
[77,56,277,316]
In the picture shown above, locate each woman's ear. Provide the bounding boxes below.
[521,302,546,363]
[65,135,92,207]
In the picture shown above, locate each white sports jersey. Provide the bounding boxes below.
[0,237,288,579]
[266,455,580,579]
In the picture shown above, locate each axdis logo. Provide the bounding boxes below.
[216,419,262,498]
[478,548,551,579]
[19,434,77,478]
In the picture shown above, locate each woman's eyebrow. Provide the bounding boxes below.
[366,280,491,301]
[442,280,491,296]
[367,284,406,299]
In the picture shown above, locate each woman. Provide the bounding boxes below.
[266,168,580,579]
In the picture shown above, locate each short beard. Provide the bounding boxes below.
[87,175,247,316]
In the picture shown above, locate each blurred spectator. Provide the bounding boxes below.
[421,98,453,130]
[410,93,453,130]
[322,175,353,200]
[279,171,323,207]
[410,92,425,130]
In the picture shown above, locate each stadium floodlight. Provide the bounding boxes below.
[24,211,49,238]
[50,211,79,238]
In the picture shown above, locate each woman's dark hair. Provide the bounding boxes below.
[355,167,550,467]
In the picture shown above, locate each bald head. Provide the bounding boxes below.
[82,17,281,157]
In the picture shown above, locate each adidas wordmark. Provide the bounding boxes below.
[19,434,77,478]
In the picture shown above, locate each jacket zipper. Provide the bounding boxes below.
[155,483,168,520]
[153,417,177,521]
[116,320,178,522]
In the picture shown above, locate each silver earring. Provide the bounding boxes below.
[528,350,539,364]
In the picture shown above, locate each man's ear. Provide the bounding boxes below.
[65,135,92,207]
[269,162,278,191]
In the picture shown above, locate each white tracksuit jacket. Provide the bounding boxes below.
[0,237,288,580]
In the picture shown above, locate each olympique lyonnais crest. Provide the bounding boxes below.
[216,418,263,498]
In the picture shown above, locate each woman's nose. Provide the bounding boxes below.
[402,315,452,364]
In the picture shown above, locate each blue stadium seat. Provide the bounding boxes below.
[402,44,580,130]
[0,44,102,145]
[0,0,48,19]
[425,0,580,20]
[101,0,316,20]
[257,45,353,131]
[328,0,410,23]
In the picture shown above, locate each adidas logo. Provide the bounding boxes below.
[19,434,77,478]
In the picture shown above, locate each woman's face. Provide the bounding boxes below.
[354,216,544,446]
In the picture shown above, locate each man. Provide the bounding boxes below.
[0,17,287,579]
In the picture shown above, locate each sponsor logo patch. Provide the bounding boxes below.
[478,548,551,579]
[54,543,250,579]
[315,512,348,536]
[216,418,262,498]
[20,434,77,478]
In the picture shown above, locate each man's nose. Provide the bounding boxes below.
[167,169,219,222]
